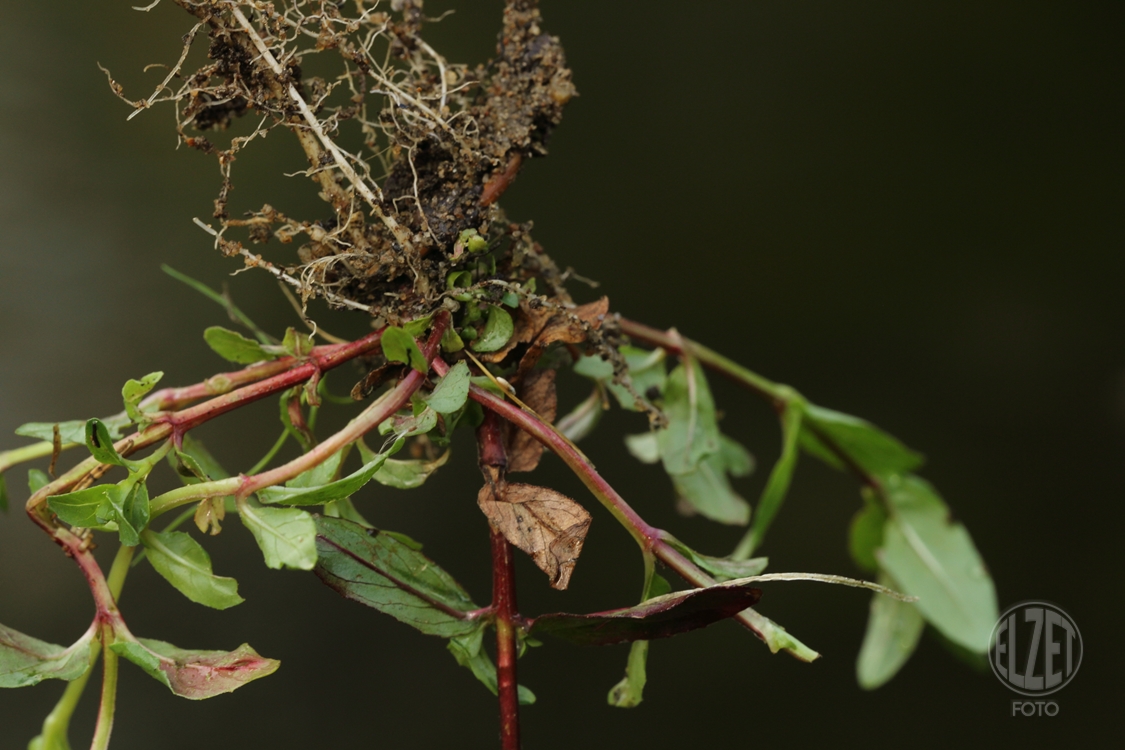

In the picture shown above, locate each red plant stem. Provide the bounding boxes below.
[26,328,387,528]
[236,314,448,498]
[431,359,777,648]
[491,527,521,749]
[476,410,522,749]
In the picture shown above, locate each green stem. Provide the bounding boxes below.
[90,627,119,750]
[0,441,66,475]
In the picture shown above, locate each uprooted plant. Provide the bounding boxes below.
[0,2,999,748]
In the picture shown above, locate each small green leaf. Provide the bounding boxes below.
[85,419,127,467]
[878,475,997,652]
[28,469,49,494]
[373,452,450,490]
[179,435,230,479]
[122,371,163,424]
[314,517,479,637]
[16,420,88,445]
[237,499,317,570]
[662,535,768,582]
[0,623,94,687]
[204,327,275,365]
[380,326,428,372]
[719,434,755,478]
[110,637,278,699]
[448,625,536,705]
[856,573,925,689]
[285,448,346,489]
[800,405,924,478]
[258,441,401,506]
[670,452,751,526]
[277,327,314,359]
[112,481,150,547]
[470,305,514,353]
[624,432,661,464]
[849,489,887,573]
[47,486,117,531]
[440,326,465,353]
[403,314,434,338]
[425,361,471,414]
[141,529,244,610]
[657,361,720,476]
[607,640,648,708]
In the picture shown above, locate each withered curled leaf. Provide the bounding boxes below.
[507,369,558,473]
[477,482,591,590]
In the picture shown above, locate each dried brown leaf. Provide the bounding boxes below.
[477,482,591,590]
[517,296,609,373]
[507,369,557,473]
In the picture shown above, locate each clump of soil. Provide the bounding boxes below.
[111,0,579,327]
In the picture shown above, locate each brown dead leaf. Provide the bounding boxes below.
[518,296,609,373]
[477,481,591,590]
[507,369,557,473]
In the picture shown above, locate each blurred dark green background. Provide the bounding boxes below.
[2,2,1121,748]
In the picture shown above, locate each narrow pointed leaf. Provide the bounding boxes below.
[237,499,317,570]
[314,517,478,637]
[0,623,95,687]
[424,361,470,414]
[528,582,762,646]
[800,404,924,477]
[110,638,278,699]
[141,530,243,609]
[878,475,997,652]
[258,441,400,506]
[285,448,346,489]
[662,535,768,582]
[738,404,802,554]
[856,573,925,689]
[670,453,751,526]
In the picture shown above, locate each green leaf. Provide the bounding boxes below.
[662,535,768,582]
[800,405,924,478]
[0,623,94,687]
[203,327,275,365]
[15,420,87,445]
[402,314,434,338]
[447,625,536,705]
[28,469,50,494]
[470,305,514,353]
[237,499,317,570]
[624,432,661,464]
[141,529,244,610]
[574,346,666,412]
[424,361,470,414]
[878,475,997,652]
[657,361,720,476]
[112,481,150,547]
[176,434,231,480]
[277,327,314,359]
[381,326,428,372]
[314,517,479,637]
[373,452,450,490]
[856,573,925,689]
[670,452,751,526]
[110,637,278,699]
[285,448,346,489]
[258,441,401,506]
[529,581,762,646]
[849,489,887,573]
[84,419,128,467]
[121,371,163,424]
[47,486,117,531]
[440,326,465,353]
[607,640,649,708]
[719,434,755,478]
[736,403,803,555]
[557,388,605,442]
